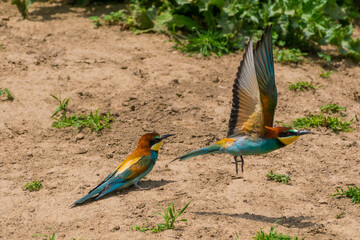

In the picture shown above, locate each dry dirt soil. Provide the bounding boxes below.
[1,1,360,240]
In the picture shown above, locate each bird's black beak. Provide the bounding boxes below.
[160,134,175,140]
[296,131,313,135]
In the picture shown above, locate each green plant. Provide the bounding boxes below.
[50,94,69,118]
[103,10,126,25]
[266,170,291,184]
[173,29,238,56]
[319,70,333,78]
[11,0,35,19]
[33,233,55,240]
[333,186,360,204]
[253,224,304,240]
[274,48,307,63]
[121,0,360,60]
[290,113,353,133]
[320,103,345,114]
[89,10,126,27]
[50,95,114,132]
[335,211,346,219]
[89,16,102,27]
[52,109,114,132]
[23,180,43,192]
[323,116,353,133]
[288,81,321,91]
[317,52,331,62]
[0,88,14,101]
[33,231,55,240]
[131,201,191,233]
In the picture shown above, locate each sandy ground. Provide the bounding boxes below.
[0,1,360,239]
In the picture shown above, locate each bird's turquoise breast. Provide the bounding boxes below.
[151,150,158,161]
[224,137,282,156]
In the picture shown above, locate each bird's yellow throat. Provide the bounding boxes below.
[278,136,299,145]
[151,141,163,151]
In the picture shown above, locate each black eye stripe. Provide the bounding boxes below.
[279,131,294,137]
[149,137,161,146]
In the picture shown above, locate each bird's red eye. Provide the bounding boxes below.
[287,132,291,136]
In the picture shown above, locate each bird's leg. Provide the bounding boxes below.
[233,156,239,175]
[240,155,244,173]
[134,181,148,190]
[232,156,245,174]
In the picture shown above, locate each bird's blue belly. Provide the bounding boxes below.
[224,137,280,156]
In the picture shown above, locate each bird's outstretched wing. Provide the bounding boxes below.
[227,38,264,137]
[253,25,277,127]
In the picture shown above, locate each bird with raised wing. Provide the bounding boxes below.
[173,26,312,174]
[72,133,174,207]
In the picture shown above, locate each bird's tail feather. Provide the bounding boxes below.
[172,144,222,162]
[70,187,103,207]
[95,182,126,200]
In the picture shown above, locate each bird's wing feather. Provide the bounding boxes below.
[94,156,153,199]
[87,156,149,195]
[117,155,153,180]
[228,38,264,137]
[73,156,153,205]
[253,25,277,127]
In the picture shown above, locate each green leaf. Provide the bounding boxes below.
[176,200,191,218]
[175,0,190,6]
[167,14,200,31]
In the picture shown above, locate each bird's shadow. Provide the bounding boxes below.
[195,211,315,229]
[71,179,174,208]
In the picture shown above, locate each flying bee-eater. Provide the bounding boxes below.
[71,133,174,207]
[173,25,312,174]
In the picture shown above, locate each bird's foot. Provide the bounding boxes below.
[134,182,148,190]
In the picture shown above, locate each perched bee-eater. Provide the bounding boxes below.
[173,26,311,174]
[71,133,174,207]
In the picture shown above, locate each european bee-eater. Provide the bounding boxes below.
[173,26,311,174]
[71,133,174,207]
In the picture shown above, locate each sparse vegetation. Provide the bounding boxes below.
[252,224,304,240]
[0,88,14,101]
[317,52,331,62]
[274,48,307,63]
[320,104,345,114]
[266,170,291,184]
[12,0,35,19]
[290,113,353,133]
[288,81,321,91]
[131,201,191,233]
[23,180,43,192]
[33,230,55,240]
[103,10,126,25]
[173,29,238,57]
[50,94,114,132]
[290,103,353,133]
[335,211,346,219]
[90,10,126,27]
[319,70,333,78]
[52,109,114,132]
[50,94,69,118]
[333,186,360,204]
[89,16,102,27]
